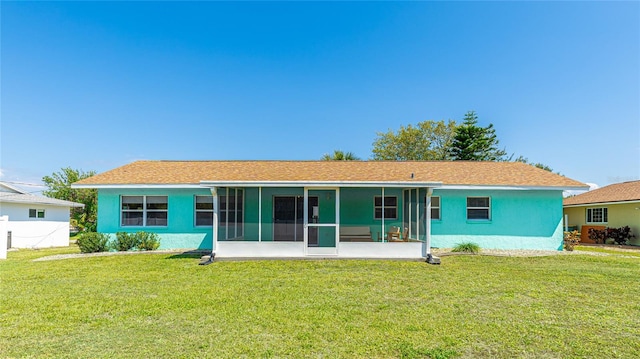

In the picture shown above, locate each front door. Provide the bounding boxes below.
[273,196,296,241]
[305,188,339,255]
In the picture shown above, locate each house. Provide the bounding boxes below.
[0,182,84,248]
[563,180,640,245]
[72,160,587,259]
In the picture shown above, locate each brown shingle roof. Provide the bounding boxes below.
[563,180,640,206]
[73,160,587,189]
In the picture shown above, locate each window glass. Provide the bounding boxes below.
[430,196,440,220]
[122,212,143,226]
[146,211,168,226]
[146,196,168,210]
[122,196,143,210]
[467,197,490,220]
[374,196,398,219]
[195,195,214,226]
[121,195,167,227]
[587,208,608,223]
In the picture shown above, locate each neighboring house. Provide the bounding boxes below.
[0,182,84,248]
[563,180,640,246]
[72,160,587,259]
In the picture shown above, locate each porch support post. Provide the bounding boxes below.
[381,187,385,243]
[258,187,262,242]
[303,187,308,255]
[415,188,420,241]
[336,187,340,245]
[211,187,219,255]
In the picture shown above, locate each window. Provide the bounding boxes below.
[195,195,213,226]
[121,195,168,227]
[29,209,45,218]
[374,196,397,220]
[430,196,440,220]
[467,197,490,220]
[586,207,608,223]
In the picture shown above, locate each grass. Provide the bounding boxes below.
[575,245,640,258]
[1,246,639,358]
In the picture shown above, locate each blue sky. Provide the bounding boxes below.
[1,1,638,193]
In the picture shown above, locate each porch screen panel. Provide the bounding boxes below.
[403,190,410,237]
[410,189,418,239]
[236,189,244,237]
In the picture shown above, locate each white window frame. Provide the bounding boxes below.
[466,196,490,220]
[430,196,441,220]
[374,195,398,220]
[121,195,168,227]
[194,195,214,227]
[586,207,608,224]
[29,209,45,219]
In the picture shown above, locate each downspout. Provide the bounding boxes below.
[425,187,440,265]
[200,186,218,265]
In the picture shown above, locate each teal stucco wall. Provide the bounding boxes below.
[430,189,564,250]
[97,188,213,250]
[97,187,564,251]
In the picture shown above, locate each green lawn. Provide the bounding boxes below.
[1,246,639,358]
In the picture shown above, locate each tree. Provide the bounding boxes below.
[513,155,555,173]
[321,150,361,161]
[449,111,507,161]
[371,120,458,160]
[42,167,97,232]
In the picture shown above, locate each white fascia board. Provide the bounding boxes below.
[563,200,640,208]
[199,181,443,188]
[0,198,84,208]
[71,184,203,189]
[439,185,590,191]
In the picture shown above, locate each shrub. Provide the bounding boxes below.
[563,230,580,251]
[136,231,160,251]
[588,228,607,244]
[77,232,110,253]
[607,226,635,245]
[452,242,480,254]
[589,226,636,245]
[113,232,140,251]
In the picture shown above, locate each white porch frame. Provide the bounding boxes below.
[304,187,340,256]
[203,182,439,259]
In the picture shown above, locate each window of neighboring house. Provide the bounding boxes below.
[586,207,608,223]
[29,209,45,218]
[195,195,213,226]
[121,195,168,227]
[374,196,398,220]
[467,197,490,220]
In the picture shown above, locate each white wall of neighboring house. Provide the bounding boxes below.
[0,216,8,259]
[2,202,72,248]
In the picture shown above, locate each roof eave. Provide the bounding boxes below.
[563,199,640,207]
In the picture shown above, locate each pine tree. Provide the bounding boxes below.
[449,111,506,161]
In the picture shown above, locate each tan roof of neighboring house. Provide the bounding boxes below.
[73,160,587,189]
[563,180,640,206]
